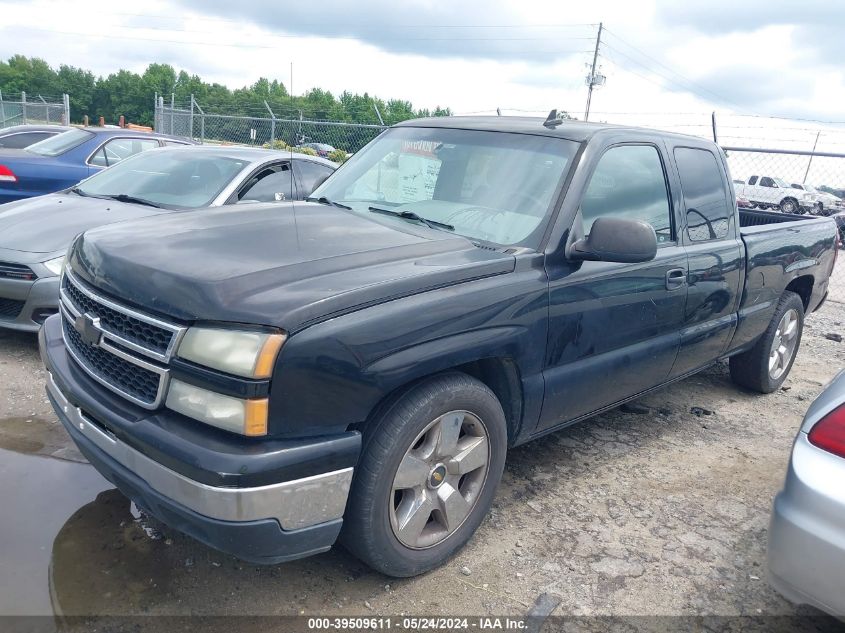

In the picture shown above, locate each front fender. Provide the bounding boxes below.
[267,265,549,439]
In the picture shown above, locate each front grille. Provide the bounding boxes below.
[62,314,161,405]
[0,298,24,319]
[58,267,185,409]
[63,276,174,355]
[0,261,35,281]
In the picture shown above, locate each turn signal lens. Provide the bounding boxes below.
[244,399,269,436]
[253,334,286,379]
[808,404,845,458]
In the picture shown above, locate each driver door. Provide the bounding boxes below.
[539,143,689,430]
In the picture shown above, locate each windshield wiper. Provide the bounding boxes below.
[306,196,351,210]
[103,194,161,209]
[68,186,92,197]
[368,206,454,232]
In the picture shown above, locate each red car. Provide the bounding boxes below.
[737,195,753,208]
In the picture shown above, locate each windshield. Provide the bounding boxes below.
[75,149,249,209]
[312,127,578,247]
[803,184,819,194]
[773,177,791,188]
[27,128,94,156]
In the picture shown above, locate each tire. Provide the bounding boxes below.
[729,291,804,393]
[780,198,799,214]
[341,372,508,577]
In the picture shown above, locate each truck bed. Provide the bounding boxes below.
[739,208,826,230]
[730,207,837,353]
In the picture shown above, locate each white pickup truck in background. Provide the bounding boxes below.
[735,175,818,214]
[790,183,845,216]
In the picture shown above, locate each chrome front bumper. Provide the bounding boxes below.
[47,371,353,531]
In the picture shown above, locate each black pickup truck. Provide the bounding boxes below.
[40,117,838,577]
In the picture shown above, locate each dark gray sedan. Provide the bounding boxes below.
[768,370,845,616]
[0,145,336,331]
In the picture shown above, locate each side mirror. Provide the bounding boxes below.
[569,217,658,264]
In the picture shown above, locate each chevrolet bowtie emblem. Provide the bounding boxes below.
[74,313,102,347]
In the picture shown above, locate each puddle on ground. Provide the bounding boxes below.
[0,416,86,463]
[0,447,112,617]
[0,447,376,622]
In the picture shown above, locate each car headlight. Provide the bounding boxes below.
[165,379,268,436]
[43,256,65,276]
[176,327,286,378]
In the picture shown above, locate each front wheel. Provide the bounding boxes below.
[341,373,508,577]
[780,198,799,214]
[729,291,804,393]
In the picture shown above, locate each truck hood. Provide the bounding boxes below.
[0,193,167,254]
[69,202,516,331]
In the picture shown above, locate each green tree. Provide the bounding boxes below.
[0,54,454,133]
[56,65,95,121]
[93,70,148,125]
[141,63,177,101]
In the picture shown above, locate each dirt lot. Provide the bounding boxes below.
[1,297,844,630]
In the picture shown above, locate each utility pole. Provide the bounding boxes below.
[584,22,603,122]
[802,131,822,184]
[373,101,385,126]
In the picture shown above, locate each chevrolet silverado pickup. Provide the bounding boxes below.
[40,116,838,577]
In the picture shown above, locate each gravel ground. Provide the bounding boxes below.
[1,298,844,631]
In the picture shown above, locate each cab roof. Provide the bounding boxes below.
[395,115,707,145]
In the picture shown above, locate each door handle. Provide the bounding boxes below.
[666,268,687,290]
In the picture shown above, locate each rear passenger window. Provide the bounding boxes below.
[238,165,294,203]
[674,147,732,242]
[0,132,51,148]
[581,145,673,243]
[296,161,335,197]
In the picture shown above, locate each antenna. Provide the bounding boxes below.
[543,109,563,129]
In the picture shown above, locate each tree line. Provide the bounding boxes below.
[0,55,452,128]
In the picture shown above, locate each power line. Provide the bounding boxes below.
[3,26,595,54]
[600,41,748,112]
[601,29,744,110]
[106,12,599,29]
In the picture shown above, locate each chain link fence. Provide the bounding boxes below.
[724,146,845,302]
[154,97,386,158]
[152,98,844,301]
[0,91,70,129]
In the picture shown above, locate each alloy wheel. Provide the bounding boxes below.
[769,308,800,380]
[389,410,490,549]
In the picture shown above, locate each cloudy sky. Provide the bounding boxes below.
[2,0,845,151]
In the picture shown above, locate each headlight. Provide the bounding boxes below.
[177,327,286,378]
[166,379,268,436]
[43,256,65,276]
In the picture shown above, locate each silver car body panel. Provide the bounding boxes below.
[0,147,337,331]
[768,370,845,617]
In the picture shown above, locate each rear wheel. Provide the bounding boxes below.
[729,291,804,393]
[341,373,507,577]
